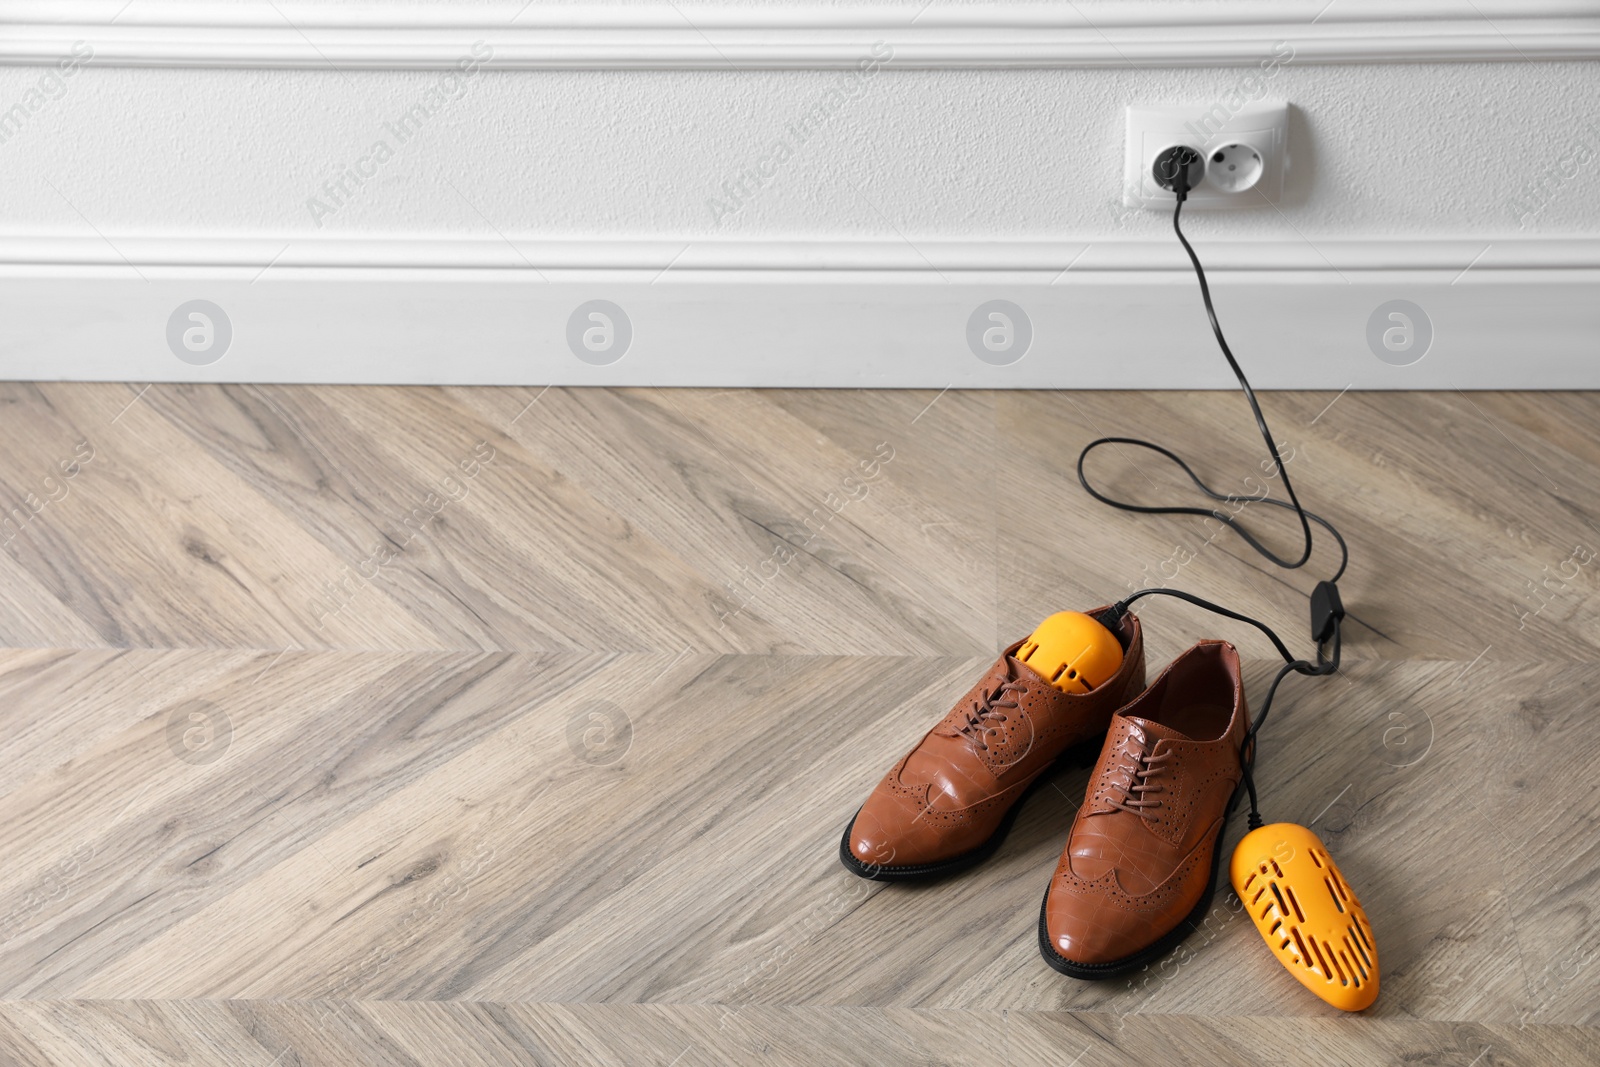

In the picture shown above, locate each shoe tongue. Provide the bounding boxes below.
[1121,714,1192,744]
[1007,653,1047,688]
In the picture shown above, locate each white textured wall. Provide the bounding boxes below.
[1,44,1596,240]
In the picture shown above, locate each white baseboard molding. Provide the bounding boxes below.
[4,1,1597,69]
[0,234,1594,389]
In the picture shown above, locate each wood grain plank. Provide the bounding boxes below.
[0,384,1596,1066]
[691,660,1594,1024]
[0,649,603,997]
[999,389,1600,663]
[3,650,1585,1027]
[2,384,444,650]
[67,653,924,1000]
[0,1003,1591,1067]
[450,386,998,656]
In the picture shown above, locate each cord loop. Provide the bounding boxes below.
[1082,193,1351,830]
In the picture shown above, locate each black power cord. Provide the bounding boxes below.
[1085,148,1347,831]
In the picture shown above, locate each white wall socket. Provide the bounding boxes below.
[1124,101,1288,210]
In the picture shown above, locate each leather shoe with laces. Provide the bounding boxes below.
[1039,639,1249,977]
[840,608,1145,880]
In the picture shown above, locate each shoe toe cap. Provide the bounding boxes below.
[847,781,973,870]
[847,806,907,868]
[1045,887,1144,966]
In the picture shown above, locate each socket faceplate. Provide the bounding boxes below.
[1124,101,1288,210]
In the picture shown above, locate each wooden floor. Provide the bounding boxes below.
[0,383,1595,1066]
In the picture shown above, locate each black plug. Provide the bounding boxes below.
[1099,601,1131,628]
[1310,580,1344,644]
[1152,146,1202,202]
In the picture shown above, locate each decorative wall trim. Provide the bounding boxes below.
[1,233,1594,388]
[3,1,1598,70]
[4,234,1599,273]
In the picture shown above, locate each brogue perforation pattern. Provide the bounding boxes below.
[846,613,1145,872]
[1150,747,1239,845]
[1085,721,1143,814]
[1054,831,1216,914]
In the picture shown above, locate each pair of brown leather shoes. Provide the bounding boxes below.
[840,607,1250,979]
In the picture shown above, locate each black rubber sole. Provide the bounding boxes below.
[838,739,1100,882]
[1036,780,1245,980]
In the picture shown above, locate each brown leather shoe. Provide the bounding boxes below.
[840,608,1145,881]
[1039,639,1249,978]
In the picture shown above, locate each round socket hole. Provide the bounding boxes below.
[1205,144,1264,194]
